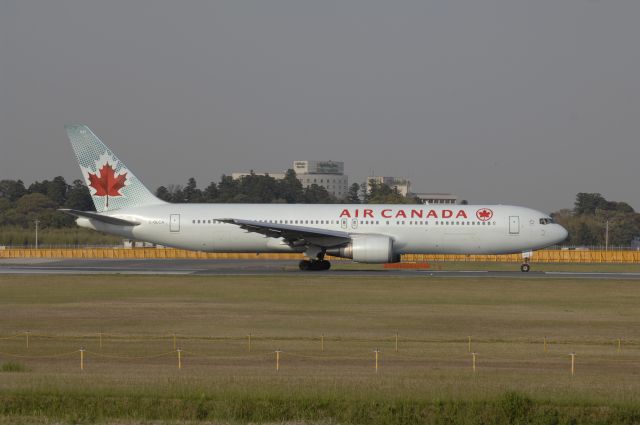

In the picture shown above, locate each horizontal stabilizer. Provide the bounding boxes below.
[59,209,140,226]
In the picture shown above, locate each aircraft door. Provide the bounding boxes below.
[340,218,348,229]
[351,218,358,229]
[170,214,180,232]
[509,216,520,235]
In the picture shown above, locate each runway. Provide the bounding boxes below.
[2,258,640,279]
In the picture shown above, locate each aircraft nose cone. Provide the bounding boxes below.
[556,225,568,243]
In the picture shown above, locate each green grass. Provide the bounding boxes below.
[2,274,640,423]
[0,361,29,372]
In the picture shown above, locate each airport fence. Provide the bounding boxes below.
[1,248,639,263]
[1,331,638,376]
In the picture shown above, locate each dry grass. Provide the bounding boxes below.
[2,274,640,423]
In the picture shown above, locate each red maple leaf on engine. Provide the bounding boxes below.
[87,163,127,207]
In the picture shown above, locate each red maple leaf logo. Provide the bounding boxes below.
[476,208,493,221]
[87,162,127,207]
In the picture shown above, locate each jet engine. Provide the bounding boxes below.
[326,234,400,263]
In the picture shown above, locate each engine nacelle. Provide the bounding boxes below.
[326,235,400,263]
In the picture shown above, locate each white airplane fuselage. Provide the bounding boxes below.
[78,203,568,256]
[64,124,568,269]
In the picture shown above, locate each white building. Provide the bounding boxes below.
[367,176,411,197]
[414,192,459,205]
[294,161,348,199]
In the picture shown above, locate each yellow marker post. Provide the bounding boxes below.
[248,334,252,352]
[374,349,381,374]
[80,347,85,370]
[275,350,282,372]
[468,336,471,353]
[617,338,622,353]
[570,352,575,376]
[321,334,324,352]
[177,348,182,370]
[472,352,477,373]
[395,333,398,352]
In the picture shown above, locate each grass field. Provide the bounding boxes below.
[1,274,640,424]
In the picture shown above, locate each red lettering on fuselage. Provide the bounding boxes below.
[338,208,471,220]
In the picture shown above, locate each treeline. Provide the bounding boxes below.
[0,177,93,229]
[0,177,119,246]
[552,193,640,246]
[1,174,639,247]
[154,170,421,204]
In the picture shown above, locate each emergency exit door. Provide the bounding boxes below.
[509,216,520,234]
[170,214,180,232]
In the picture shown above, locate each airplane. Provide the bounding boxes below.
[61,125,568,272]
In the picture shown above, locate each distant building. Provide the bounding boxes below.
[294,160,348,199]
[293,160,344,175]
[367,177,411,197]
[232,160,349,199]
[414,192,459,205]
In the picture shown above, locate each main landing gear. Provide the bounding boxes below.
[299,259,331,271]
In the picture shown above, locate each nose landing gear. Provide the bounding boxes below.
[520,257,531,272]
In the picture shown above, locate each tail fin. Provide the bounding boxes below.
[65,125,165,212]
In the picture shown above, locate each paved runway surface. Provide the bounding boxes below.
[2,259,640,279]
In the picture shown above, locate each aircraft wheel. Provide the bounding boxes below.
[520,263,531,273]
[299,260,311,271]
[321,260,331,271]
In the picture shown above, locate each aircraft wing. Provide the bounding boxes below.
[218,218,351,248]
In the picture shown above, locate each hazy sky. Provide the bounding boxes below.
[1,0,639,212]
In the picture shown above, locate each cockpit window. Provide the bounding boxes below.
[539,218,554,225]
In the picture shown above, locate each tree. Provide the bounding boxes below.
[155,186,172,202]
[574,193,608,215]
[0,180,27,202]
[203,182,219,202]
[64,180,94,211]
[217,175,239,202]
[183,178,203,203]
[303,184,336,204]
[238,172,279,203]
[346,183,361,204]
[367,181,419,204]
[278,169,304,203]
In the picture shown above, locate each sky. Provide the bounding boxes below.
[1,0,639,213]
